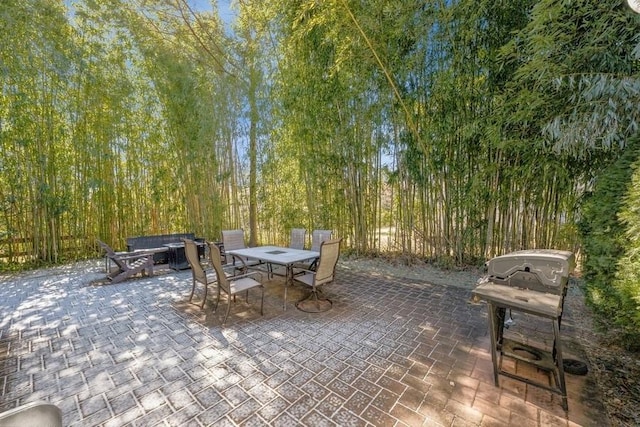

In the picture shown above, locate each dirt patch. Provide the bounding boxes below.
[340,255,483,289]
[564,281,640,427]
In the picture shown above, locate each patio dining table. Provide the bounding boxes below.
[224,245,319,310]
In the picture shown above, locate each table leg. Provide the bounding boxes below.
[283,265,291,311]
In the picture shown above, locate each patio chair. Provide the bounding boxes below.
[209,242,265,325]
[267,228,307,278]
[289,228,306,250]
[293,238,342,313]
[293,229,332,272]
[221,229,262,273]
[0,401,62,426]
[184,238,218,309]
[310,229,333,252]
[98,240,154,284]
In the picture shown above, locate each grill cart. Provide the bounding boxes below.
[472,249,576,411]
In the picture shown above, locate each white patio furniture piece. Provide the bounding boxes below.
[225,245,320,310]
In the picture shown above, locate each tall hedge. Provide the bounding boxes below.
[579,136,640,349]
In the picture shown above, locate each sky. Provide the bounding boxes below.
[190,0,236,25]
[64,0,237,27]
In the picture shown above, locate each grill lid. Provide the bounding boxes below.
[486,249,575,293]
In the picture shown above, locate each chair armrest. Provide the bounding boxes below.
[221,262,237,270]
[221,264,240,276]
[113,252,154,261]
[229,254,241,263]
[230,254,263,266]
[230,255,249,267]
[205,266,234,277]
[232,270,264,282]
[229,256,264,275]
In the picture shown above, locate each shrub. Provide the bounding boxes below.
[579,136,640,350]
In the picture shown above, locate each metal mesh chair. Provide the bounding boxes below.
[310,229,332,252]
[289,228,306,250]
[293,229,332,272]
[294,238,341,312]
[184,238,218,309]
[209,242,265,325]
[221,229,261,272]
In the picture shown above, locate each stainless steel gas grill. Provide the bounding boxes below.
[472,249,576,411]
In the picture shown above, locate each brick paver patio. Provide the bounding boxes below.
[0,260,609,426]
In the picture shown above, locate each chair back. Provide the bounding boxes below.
[98,240,127,270]
[289,228,306,250]
[314,238,341,285]
[222,229,246,251]
[208,242,230,292]
[98,240,115,256]
[310,229,333,252]
[183,239,206,283]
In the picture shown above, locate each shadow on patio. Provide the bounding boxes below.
[0,259,609,426]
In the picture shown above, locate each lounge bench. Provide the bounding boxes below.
[126,233,198,264]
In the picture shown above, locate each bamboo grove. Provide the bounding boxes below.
[1,0,639,270]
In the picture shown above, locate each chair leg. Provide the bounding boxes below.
[189,278,195,303]
[201,280,208,309]
[296,286,332,313]
[213,286,221,312]
[260,286,264,315]
[223,293,233,325]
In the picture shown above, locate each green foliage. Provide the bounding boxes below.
[0,0,636,284]
[501,0,640,157]
[579,136,640,349]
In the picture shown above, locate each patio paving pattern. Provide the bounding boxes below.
[0,259,610,426]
